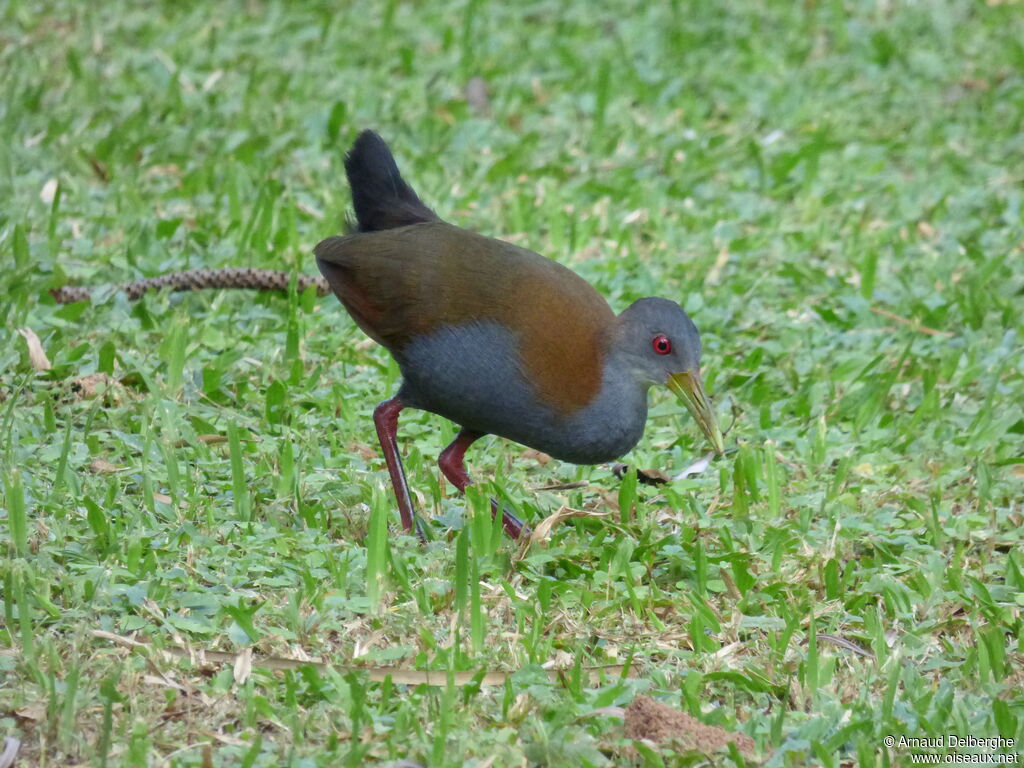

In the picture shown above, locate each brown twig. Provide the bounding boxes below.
[870,307,953,337]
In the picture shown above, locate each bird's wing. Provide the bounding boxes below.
[315,221,616,413]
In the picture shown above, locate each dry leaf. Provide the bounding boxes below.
[0,737,21,768]
[541,649,575,669]
[636,468,671,485]
[153,493,173,504]
[528,506,609,544]
[39,178,58,204]
[349,441,377,462]
[521,449,551,466]
[14,703,46,722]
[89,458,121,474]
[507,692,533,721]
[233,647,253,685]
[705,246,731,285]
[205,732,248,747]
[673,454,713,480]
[17,328,51,371]
[201,70,223,92]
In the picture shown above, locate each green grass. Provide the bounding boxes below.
[2,0,1024,765]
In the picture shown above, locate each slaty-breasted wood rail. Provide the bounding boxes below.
[314,131,724,540]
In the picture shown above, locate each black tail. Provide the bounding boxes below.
[344,131,439,232]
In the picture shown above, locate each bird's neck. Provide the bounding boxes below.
[554,348,651,464]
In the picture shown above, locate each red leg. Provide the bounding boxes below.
[437,429,481,492]
[372,396,425,540]
[438,429,531,540]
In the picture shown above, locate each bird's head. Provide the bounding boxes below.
[612,297,725,456]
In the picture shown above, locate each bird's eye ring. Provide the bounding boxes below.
[652,334,672,355]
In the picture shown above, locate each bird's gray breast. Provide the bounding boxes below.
[396,322,649,464]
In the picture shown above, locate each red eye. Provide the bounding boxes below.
[652,334,672,355]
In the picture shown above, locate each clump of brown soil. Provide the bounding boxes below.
[624,696,756,758]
